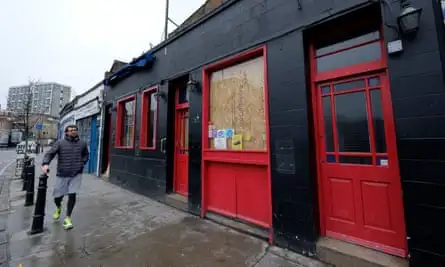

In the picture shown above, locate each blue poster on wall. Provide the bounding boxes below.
[216,130,226,138]
[225,129,234,138]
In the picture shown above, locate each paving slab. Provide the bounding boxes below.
[5,160,325,267]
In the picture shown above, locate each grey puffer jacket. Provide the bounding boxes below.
[42,135,89,178]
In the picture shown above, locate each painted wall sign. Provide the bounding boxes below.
[75,101,100,121]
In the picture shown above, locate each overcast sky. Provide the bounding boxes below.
[0,0,205,108]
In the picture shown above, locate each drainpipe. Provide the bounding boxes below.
[164,0,169,40]
[96,90,105,177]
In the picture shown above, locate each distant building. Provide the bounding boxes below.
[7,83,72,118]
[0,110,58,146]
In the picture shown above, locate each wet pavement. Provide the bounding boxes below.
[3,154,326,267]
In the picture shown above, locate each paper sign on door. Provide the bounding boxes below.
[216,130,226,138]
[208,124,216,138]
[380,159,389,167]
[232,134,243,150]
[214,137,227,149]
[225,129,234,138]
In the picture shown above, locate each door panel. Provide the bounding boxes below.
[207,162,237,217]
[328,177,355,223]
[205,162,270,227]
[361,181,391,230]
[235,164,269,227]
[317,74,406,256]
[174,109,189,195]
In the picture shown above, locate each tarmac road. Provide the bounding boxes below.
[0,149,18,175]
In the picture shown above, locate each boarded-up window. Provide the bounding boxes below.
[209,56,267,150]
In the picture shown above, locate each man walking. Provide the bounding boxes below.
[41,125,89,230]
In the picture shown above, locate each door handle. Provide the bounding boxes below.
[160,137,167,154]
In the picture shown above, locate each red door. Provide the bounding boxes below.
[174,90,189,195]
[316,74,406,256]
[310,16,407,257]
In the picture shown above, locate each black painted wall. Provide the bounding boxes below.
[105,72,169,197]
[266,31,317,252]
[382,1,445,265]
[187,70,203,214]
[103,0,445,264]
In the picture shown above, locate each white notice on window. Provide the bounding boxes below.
[380,159,389,167]
[214,137,227,149]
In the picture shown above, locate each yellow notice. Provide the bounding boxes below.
[232,134,243,150]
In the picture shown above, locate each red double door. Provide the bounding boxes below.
[311,20,407,256]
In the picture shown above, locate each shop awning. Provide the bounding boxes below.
[103,53,155,86]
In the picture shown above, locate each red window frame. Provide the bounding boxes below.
[318,75,388,164]
[202,47,270,155]
[201,45,273,233]
[115,94,136,149]
[140,86,159,150]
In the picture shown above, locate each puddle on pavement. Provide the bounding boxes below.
[42,216,266,267]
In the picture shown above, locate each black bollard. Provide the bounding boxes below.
[29,172,49,235]
[24,162,36,207]
[21,157,30,191]
[21,169,26,191]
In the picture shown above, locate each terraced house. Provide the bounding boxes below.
[100,0,445,266]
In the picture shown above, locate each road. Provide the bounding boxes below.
[0,149,42,177]
[0,149,18,175]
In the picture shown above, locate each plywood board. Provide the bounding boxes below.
[209,56,266,150]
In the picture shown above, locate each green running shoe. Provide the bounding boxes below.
[53,207,61,221]
[63,217,73,230]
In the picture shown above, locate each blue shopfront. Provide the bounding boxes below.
[75,100,101,174]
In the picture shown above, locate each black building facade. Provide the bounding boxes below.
[101,0,445,266]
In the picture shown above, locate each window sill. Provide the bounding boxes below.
[115,146,134,150]
[203,149,267,153]
[140,146,156,151]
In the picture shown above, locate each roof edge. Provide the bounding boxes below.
[102,0,240,86]
[75,80,103,100]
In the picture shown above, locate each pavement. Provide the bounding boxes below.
[0,151,327,267]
